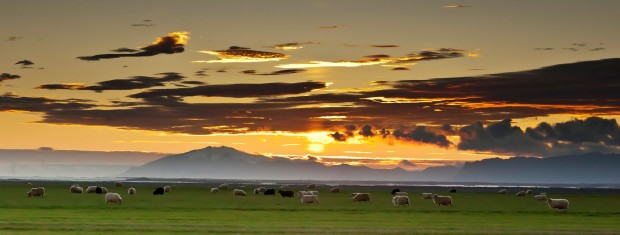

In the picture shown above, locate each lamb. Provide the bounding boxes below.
[300,195,319,204]
[498,189,507,194]
[218,183,229,190]
[163,186,171,193]
[105,192,123,204]
[210,188,219,193]
[86,186,97,193]
[516,191,526,197]
[27,187,45,197]
[420,193,433,199]
[534,194,547,202]
[547,198,569,211]
[233,189,247,196]
[432,194,452,206]
[128,187,136,195]
[70,186,83,194]
[352,193,371,202]
[392,196,410,206]
[330,187,340,193]
[395,192,408,196]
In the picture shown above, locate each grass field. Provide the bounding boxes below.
[1,182,619,234]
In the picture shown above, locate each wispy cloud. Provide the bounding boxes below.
[240,69,306,76]
[443,5,471,8]
[193,47,288,63]
[15,60,34,66]
[7,36,23,41]
[271,42,315,50]
[77,32,190,61]
[36,73,184,92]
[0,73,21,84]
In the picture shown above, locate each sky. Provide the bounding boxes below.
[1,0,619,171]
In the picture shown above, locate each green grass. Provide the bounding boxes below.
[1,183,619,234]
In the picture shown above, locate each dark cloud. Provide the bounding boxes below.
[0,94,95,112]
[111,48,139,53]
[590,47,605,51]
[241,70,256,74]
[15,60,34,66]
[393,126,451,147]
[241,69,306,76]
[458,117,620,157]
[36,73,184,92]
[370,45,399,48]
[359,125,375,137]
[0,73,21,83]
[330,132,347,142]
[391,67,410,71]
[195,69,208,77]
[401,48,465,62]
[271,42,315,50]
[180,81,206,85]
[364,54,391,59]
[77,32,189,61]
[195,47,288,63]
[129,81,327,100]
[534,48,554,51]
[131,23,155,27]
[7,36,22,41]
[399,160,417,167]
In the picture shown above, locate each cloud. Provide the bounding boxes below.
[0,93,95,112]
[443,5,471,8]
[111,48,139,53]
[15,60,34,66]
[241,69,306,76]
[393,126,452,147]
[458,117,620,157]
[271,42,315,50]
[131,20,155,27]
[391,67,410,71]
[359,125,375,137]
[0,73,21,84]
[318,25,349,29]
[330,132,347,142]
[36,73,184,92]
[7,36,22,41]
[370,45,399,48]
[534,48,555,51]
[77,32,189,61]
[193,47,288,63]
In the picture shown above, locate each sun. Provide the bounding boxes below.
[307,144,325,153]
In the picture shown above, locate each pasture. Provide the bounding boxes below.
[1,181,619,234]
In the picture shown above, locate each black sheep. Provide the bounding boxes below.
[153,187,165,195]
[278,190,294,198]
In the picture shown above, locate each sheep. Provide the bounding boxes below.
[218,183,229,190]
[449,189,457,193]
[498,189,507,194]
[516,191,526,197]
[163,186,172,193]
[233,189,247,196]
[128,187,136,195]
[534,194,547,202]
[547,198,569,211]
[95,187,103,194]
[71,184,80,188]
[210,188,219,193]
[27,187,45,197]
[86,186,97,193]
[279,185,290,190]
[105,193,123,204]
[153,187,165,195]
[114,182,123,187]
[307,184,316,189]
[278,190,294,198]
[395,192,408,196]
[392,196,410,207]
[432,194,452,206]
[254,188,261,195]
[300,195,319,204]
[264,189,276,195]
[420,193,433,199]
[70,186,83,194]
[101,187,108,194]
[526,189,532,195]
[330,187,341,193]
[391,189,400,195]
[258,187,267,193]
[299,191,313,198]
[352,193,371,202]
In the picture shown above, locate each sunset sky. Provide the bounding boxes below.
[1,0,619,171]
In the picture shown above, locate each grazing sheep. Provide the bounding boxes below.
[128,187,136,195]
[516,191,526,197]
[163,186,171,193]
[278,190,294,198]
[70,186,83,194]
[432,194,452,206]
[449,189,457,193]
[233,189,247,196]
[392,196,410,207]
[280,185,290,190]
[114,182,123,187]
[210,188,219,193]
[218,183,229,190]
[534,194,547,202]
[391,189,400,195]
[27,187,45,197]
[330,187,341,193]
[100,187,108,194]
[526,189,532,195]
[95,187,103,194]
[254,188,261,195]
[153,187,165,195]
[300,195,319,204]
[258,187,267,193]
[264,188,276,195]
[105,193,123,204]
[307,184,316,189]
[547,198,569,211]
[352,193,371,202]
[395,192,408,196]
[86,186,97,193]
[420,193,433,199]
[71,184,80,188]
[498,189,507,194]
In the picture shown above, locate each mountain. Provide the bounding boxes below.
[455,152,620,184]
[123,146,460,181]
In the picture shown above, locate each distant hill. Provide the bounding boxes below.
[455,152,620,184]
[122,146,460,181]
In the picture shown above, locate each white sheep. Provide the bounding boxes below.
[300,195,319,204]
[547,198,569,211]
[233,189,247,196]
[395,192,408,196]
[100,187,109,194]
[432,194,452,206]
[420,193,433,199]
[163,186,172,193]
[218,183,229,190]
[105,192,123,204]
[330,187,340,193]
[498,189,507,194]
[516,191,526,197]
[258,187,267,193]
[254,188,261,195]
[534,194,547,201]
[210,188,219,193]
[27,187,45,197]
[70,186,83,194]
[128,187,136,195]
[392,196,410,206]
[86,186,97,193]
[280,185,290,190]
[352,193,371,202]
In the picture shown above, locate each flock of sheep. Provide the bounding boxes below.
[25,182,569,211]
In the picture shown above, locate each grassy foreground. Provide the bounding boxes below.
[1,182,619,234]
